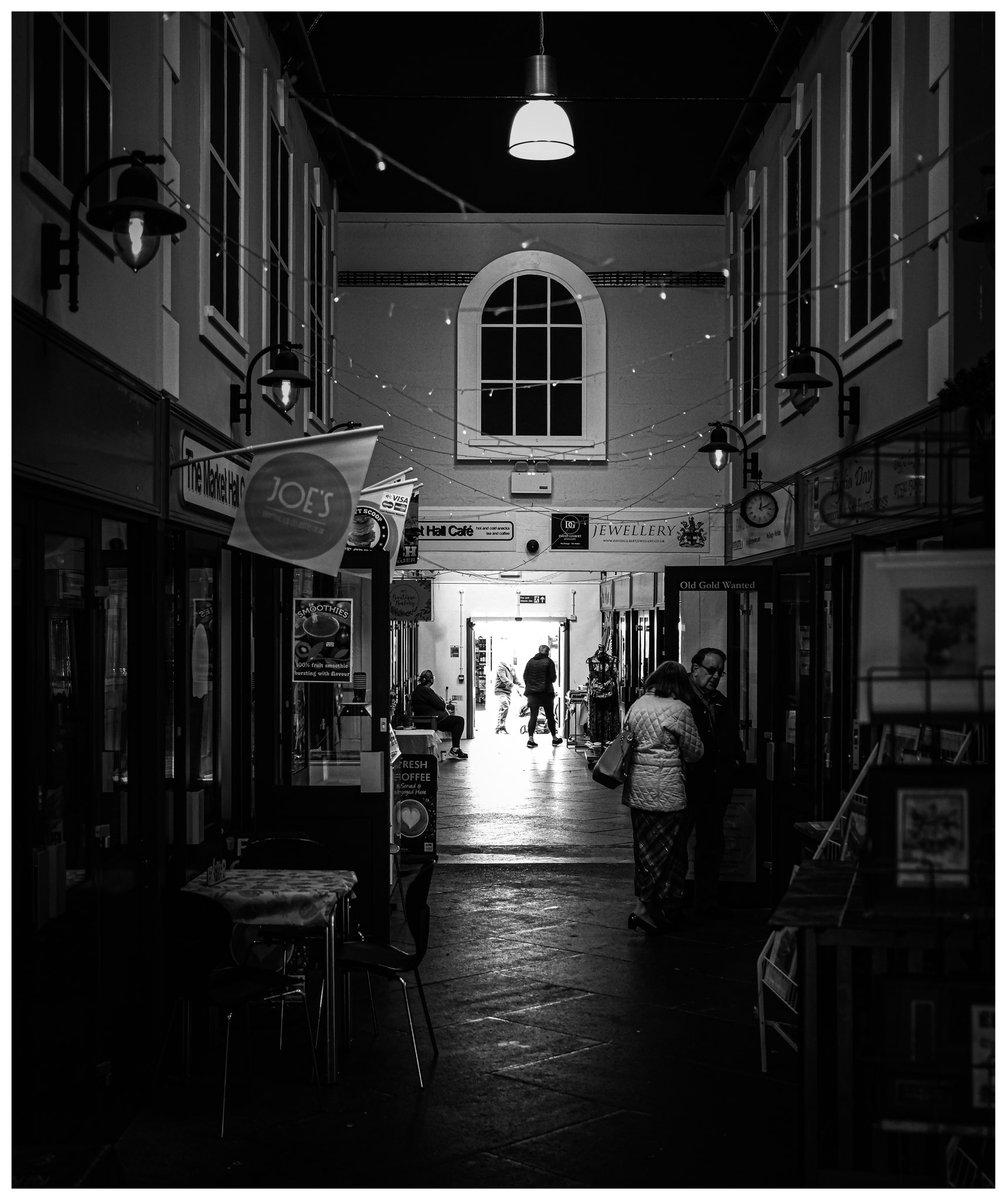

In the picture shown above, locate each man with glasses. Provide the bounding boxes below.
[683,647,746,919]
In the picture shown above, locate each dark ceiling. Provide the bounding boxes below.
[268,10,820,215]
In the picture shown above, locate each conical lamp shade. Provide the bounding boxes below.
[508,100,575,160]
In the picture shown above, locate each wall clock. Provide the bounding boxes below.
[740,488,779,528]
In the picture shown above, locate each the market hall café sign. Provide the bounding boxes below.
[417,521,514,542]
[179,433,247,518]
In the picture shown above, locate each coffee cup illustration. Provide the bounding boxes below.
[299,610,341,658]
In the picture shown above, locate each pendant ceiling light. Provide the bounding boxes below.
[508,15,574,161]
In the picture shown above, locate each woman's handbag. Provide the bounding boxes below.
[592,726,635,788]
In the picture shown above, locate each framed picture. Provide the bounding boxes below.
[857,550,993,721]
[864,767,993,912]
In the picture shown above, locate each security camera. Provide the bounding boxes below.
[526,539,540,554]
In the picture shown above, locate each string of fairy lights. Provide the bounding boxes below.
[143,14,989,540]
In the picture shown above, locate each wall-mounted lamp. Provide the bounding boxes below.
[697,421,758,488]
[508,16,574,161]
[230,341,312,436]
[774,345,861,438]
[41,150,187,312]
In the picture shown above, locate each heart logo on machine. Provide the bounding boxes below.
[396,800,429,837]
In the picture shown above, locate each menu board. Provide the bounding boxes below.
[394,754,437,856]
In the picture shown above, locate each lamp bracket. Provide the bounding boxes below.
[840,386,861,438]
[40,150,166,312]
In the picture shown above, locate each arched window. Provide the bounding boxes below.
[457,251,606,461]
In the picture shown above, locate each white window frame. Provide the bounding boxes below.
[27,12,111,209]
[778,74,822,423]
[839,11,904,372]
[303,165,332,432]
[457,250,606,462]
[737,168,766,439]
[199,10,248,367]
[264,110,293,351]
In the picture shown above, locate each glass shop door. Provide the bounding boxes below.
[13,495,152,1140]
[664,565,773,904]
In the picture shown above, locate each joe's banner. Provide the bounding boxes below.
[227,426,380,573]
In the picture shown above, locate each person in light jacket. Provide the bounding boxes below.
[493,660,518,734]
[622,660,704,934]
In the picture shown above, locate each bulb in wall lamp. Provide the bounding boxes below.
[113,210,160,272]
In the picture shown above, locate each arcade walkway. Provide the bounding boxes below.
[79,735,804,1187]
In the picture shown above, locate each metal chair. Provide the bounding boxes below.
[336,859,438,1087]
[157,890,320,1138]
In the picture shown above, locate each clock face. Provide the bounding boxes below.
[741,489,779,528]
[819,489,856,528]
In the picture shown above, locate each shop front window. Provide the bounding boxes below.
[290,567,373,785]
[188,565,216,788]
[100,519,130,843]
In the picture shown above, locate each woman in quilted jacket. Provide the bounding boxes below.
[622,660,704,934]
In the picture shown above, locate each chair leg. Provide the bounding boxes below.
[366,973,378,1035]
[300,992,323,1109]
[398,978,423,1089]
[413,969,438,1055]
[220,1011,234,1139]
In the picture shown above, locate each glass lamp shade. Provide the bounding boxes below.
[788,386,820,415]
[508,100,575,160]
[775,351,830,414]
[259,348,312,411]
[86,161,187,272]
[112,214,161,272]
[708,446,730,472]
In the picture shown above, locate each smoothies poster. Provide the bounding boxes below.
[293,598,352,682]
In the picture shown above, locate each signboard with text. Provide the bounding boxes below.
[393,754,437,856]
[292,598,352,682]
[179,433,247,519]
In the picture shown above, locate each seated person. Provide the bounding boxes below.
[410,669,467,760]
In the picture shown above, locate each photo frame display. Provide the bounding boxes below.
[863,767,993,912]
[856,550,993,721]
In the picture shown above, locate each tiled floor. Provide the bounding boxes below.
[110,731,803,1187]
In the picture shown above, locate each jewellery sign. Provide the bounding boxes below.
[293,598,352,682]
[227,426,379,574]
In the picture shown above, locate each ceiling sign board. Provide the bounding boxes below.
[417,521,514,543]
[551,512,590,550]
[519,595,546,604]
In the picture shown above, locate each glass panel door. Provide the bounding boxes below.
[665,565,772,902]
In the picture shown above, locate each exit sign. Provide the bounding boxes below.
[519,595,546,604]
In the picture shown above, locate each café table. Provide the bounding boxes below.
[182,867,356,1083]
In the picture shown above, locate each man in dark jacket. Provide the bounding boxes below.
[683,647,746,918]
[522,645,562,749]
[410,669,467,759]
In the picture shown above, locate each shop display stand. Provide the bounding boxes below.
[763,672,994,1185]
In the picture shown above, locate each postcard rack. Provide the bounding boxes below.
[756,742,879,1073]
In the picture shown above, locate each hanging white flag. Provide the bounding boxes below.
[346,477,416,562]
[227,426,380,573]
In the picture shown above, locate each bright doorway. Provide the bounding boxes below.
[469,618,566,738]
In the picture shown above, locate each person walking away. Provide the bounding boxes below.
[493,660,518,733]
[522,644,562,748]
[683,647,746,918]
[622,660,704,934]
[410,669,468,760]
